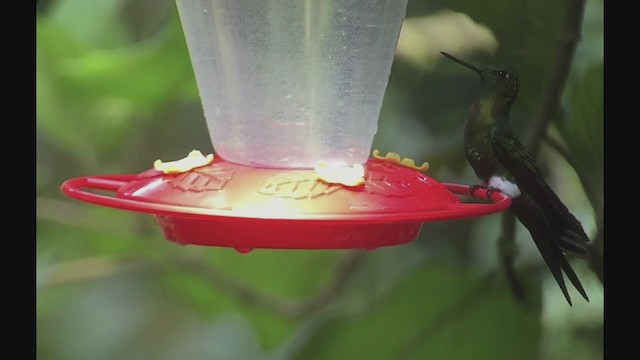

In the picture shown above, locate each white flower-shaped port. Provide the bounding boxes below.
[314,161,365,187]
[154,150,214,174]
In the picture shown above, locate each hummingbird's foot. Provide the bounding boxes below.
[485,186,502,199]
[468,184,485,198]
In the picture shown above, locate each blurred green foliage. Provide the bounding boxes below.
[37,0,603,359]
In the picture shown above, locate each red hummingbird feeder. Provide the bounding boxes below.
[61,0,511,253]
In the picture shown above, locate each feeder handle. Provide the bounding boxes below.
[441,182,512,220]
[62,174,135,191]
[61,174,226,218]
[60,174,154,213]
[61,175,511,222]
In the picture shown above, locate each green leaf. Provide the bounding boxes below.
[572,0,604,75]
[163,314,268,360]
[37,274,161,360]
[37,13,197,166]
[162,249,340,348]
[294,263,542,360]
[48,0,130,49]
[200,249,339,300]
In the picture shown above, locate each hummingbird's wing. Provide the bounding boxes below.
[490,124,591,259]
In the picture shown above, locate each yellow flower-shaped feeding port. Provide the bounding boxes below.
[154,150,214,174]
[372,149,429,173]
[314,161,365,187]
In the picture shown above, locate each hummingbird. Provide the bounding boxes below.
[441,51,590,305]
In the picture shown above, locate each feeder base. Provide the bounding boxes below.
[61,158,511,252]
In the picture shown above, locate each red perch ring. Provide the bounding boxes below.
[61,157,511,252]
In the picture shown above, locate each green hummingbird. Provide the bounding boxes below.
[441,51,590,305]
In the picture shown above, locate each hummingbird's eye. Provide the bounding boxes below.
[497,70,508,78]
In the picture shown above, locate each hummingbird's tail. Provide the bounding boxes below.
[510,194,589,306]
[557,225,591,259]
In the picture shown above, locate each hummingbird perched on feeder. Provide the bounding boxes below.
[441,51,590,305]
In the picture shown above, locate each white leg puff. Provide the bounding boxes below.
[488,176,521,198]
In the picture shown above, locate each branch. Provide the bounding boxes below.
[544,135,602,213]
[169,250,367,319]
[38,196,368,317]
[497,0,588,296]
[290,249,367,317]
[544,135,603,284]
[590,224,604,284]
[39,250,367,319]
[524,0,587,154]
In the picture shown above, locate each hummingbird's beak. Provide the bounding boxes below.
[440,51,483,76]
